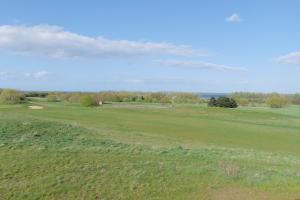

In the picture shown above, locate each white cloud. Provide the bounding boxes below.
[0,25,206,59]
[0,71,49,80]
[0,71,8,79]
[25,71,49,79]
[0,71,7,76]
[275,51,300,64]
[226,13,243,23]
[155,60,248,72]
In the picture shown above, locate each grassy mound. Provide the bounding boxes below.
[1,117,300,199]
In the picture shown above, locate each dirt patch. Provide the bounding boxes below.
[28,105,44,110]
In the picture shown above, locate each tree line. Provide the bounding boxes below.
[45,91,202,106]
[230,92,292,108]
[0,89,202,106]
[1,88,299,109]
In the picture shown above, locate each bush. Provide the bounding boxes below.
[230,92,268,105]
[145,92,173,103]
[208,97,238,108]
[68,93,82,103]
[80,95,97,107]
[172,93,200,103]
[266,94,289,108]
[217,97,238,108]
[289,94,300,105]
[47,93,59,102]
[25,92,48,97]
[233,98,250,106]
[57,93,72,101]
[208,97,218,107]
[0,89,25,104]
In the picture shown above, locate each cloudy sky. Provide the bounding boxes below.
[0,0,299,93]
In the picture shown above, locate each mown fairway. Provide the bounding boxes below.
[1,100,300,199]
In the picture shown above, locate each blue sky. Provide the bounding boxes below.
[0,0,299,93]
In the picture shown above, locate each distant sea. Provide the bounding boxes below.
[200,93,229,99]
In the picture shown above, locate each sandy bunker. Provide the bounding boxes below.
[28,105,44,110]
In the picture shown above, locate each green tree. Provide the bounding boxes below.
[208,97,238,108]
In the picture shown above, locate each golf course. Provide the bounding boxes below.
[1,1,300,199]
[1,98,300,199]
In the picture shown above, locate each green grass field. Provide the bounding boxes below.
[1,99,300,199]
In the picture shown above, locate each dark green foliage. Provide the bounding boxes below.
[208,97,238,108]
[217,97,238,108]
[25,92,48,98]
[208,97,218,107]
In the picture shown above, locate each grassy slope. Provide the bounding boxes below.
[1,101,300,199]
[2,101,300,154]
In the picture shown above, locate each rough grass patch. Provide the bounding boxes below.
[219,160,240,177]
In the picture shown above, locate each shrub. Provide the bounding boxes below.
[143,92,172,103]
[234,98,250,106]
[57,93,72,101]
[80,95,97,107]
[208,97,218,107]
[217,97,238,108]
[160,96,172,104]
[0,89,25,104]
[47,93,59,102]
[68,93,82,103]
[289,94,300,105]
[25,92,48,97]
[230,92,268,105]
[172,93,199,103]
[266,94,289,108]
[208,97,238,108]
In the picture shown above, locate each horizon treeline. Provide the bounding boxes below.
[230,92,300,106]
[1,88,300,107]
[23,90,300,105]
[31,91,202,104]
